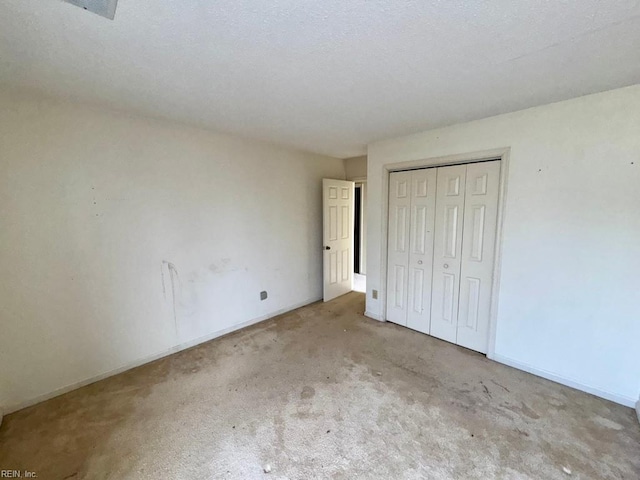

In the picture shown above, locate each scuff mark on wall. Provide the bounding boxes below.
[207,258,246,279]
[159,259,252,339]
[162,260,180,336]
[160,263,166,300]
[209,258,233,274]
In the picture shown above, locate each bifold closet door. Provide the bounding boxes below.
[456,161,500,353]
[386,169,437,330]
[386,171,412,325]
[406,169,437,334]
[429,165,467,344]
[386,162,500,354]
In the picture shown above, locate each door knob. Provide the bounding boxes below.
[444,264,449,269]
[418,260,423,265]
[324,246,331,250]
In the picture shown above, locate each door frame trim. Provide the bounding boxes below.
[379,147,510,358]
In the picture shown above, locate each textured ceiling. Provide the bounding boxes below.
[1,1,640,158]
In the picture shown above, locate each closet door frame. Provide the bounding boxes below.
[379,148,510,359]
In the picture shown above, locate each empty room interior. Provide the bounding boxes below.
[1,1,639,479]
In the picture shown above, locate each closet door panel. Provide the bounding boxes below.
[406,169,437,334]
[385,171,412,326]
[457,161,500,353]
[430,165,467,343]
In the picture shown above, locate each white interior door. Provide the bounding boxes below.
[323,179,354,302]
[385,171,412,325]
[429,165,467,344]
[456,161,500,353]
[406,169,437,334]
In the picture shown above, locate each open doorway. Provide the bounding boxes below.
[354,185,362,273]
[343,155,367,294]
[354,183,366,293]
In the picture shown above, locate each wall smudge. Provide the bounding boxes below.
[162,261,180,336]
[160,264,166,300]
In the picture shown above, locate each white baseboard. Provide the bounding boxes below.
[4,296,321,415]
[491,354,635,408]
[636,398,640,424]
[364,310,384,321]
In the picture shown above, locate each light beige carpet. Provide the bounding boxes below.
[1,292,638,479]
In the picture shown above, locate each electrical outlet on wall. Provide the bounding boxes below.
[260,291,268,301]
[372,289,378,299]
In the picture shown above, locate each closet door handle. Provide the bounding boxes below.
[444,264,449,269]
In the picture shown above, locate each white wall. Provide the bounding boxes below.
[344,156,367,180]
[366,85,640,407]
[0,89,344,413]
